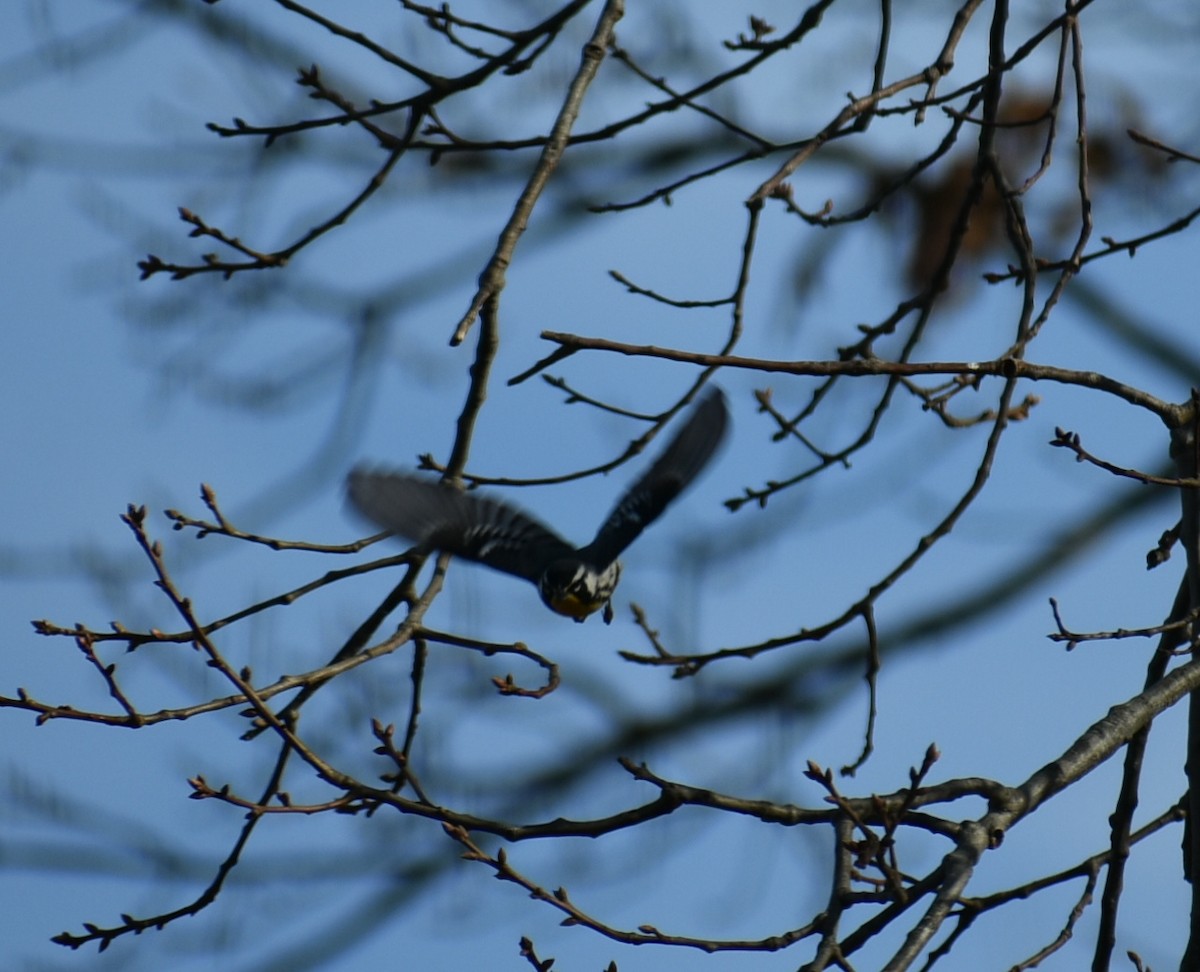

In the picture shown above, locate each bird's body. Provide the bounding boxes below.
[348,388,728,622]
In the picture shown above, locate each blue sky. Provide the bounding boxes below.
[4,2,1200,969]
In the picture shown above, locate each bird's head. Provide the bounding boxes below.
[537,559,621,623]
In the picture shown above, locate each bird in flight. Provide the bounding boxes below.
[348,388,729,623]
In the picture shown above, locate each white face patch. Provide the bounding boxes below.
[570,562,619,598]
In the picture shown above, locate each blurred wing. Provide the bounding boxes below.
[582,387,729,567]
[347,470,574,583]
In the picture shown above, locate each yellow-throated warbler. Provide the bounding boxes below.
[348,388,728,622]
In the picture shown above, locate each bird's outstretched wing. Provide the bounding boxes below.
[347,471,575,584]
[581,387,729,568]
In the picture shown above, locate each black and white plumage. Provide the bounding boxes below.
[347,388,729,622]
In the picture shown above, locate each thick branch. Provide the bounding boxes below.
[534,332,1177,420]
